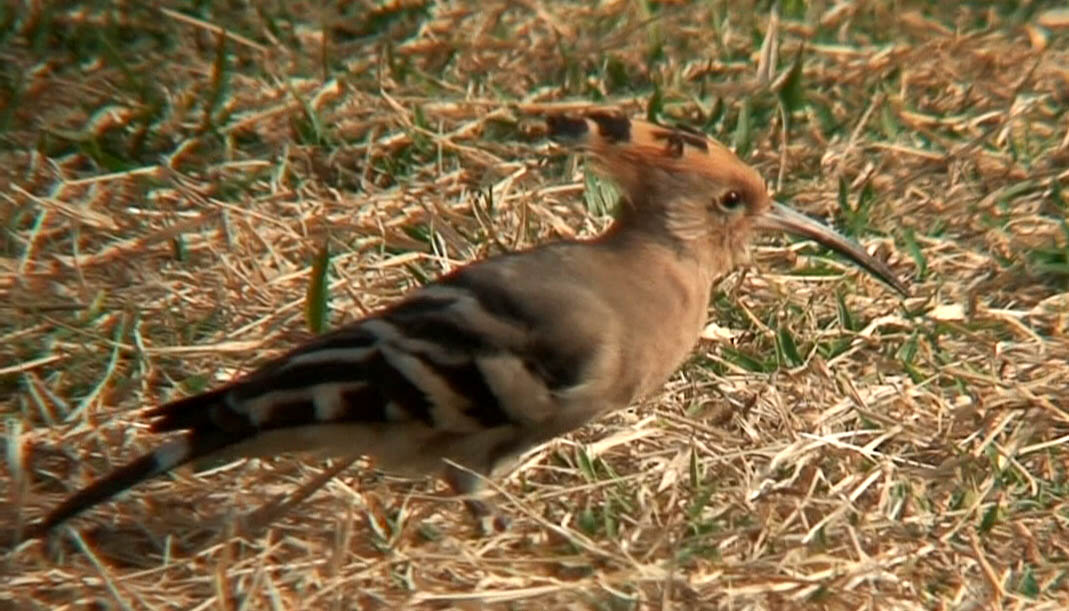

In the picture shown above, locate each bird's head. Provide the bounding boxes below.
[547,113,907,296]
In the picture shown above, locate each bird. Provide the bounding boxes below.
[33,112,906,536]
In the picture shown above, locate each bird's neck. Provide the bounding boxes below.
[578,205,727,404]
[598,197,731,287]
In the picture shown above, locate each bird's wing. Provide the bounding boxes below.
[37,249,622,531]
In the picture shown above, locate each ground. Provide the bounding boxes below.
[2,1,1068,609]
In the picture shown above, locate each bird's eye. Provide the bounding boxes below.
[718,190,745,212]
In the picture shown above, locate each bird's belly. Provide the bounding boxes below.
[200,422,521,480]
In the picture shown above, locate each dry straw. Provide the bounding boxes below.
[2,1,1067,608]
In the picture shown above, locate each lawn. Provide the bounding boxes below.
[2,1,1068,608]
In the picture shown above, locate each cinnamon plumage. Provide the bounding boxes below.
[36,113,906,534]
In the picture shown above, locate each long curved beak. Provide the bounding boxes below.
[756,202,908,296]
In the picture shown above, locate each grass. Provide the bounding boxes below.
[3,1,1069,608]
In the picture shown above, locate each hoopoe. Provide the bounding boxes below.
[35,113,906,535]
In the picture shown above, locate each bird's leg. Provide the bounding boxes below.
[442,462,511,534]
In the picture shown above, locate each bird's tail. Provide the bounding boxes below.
[35,389,247,535]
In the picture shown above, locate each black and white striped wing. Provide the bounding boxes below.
[39,269,591,531]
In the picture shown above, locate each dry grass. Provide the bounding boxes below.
[2,1,1069,608]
